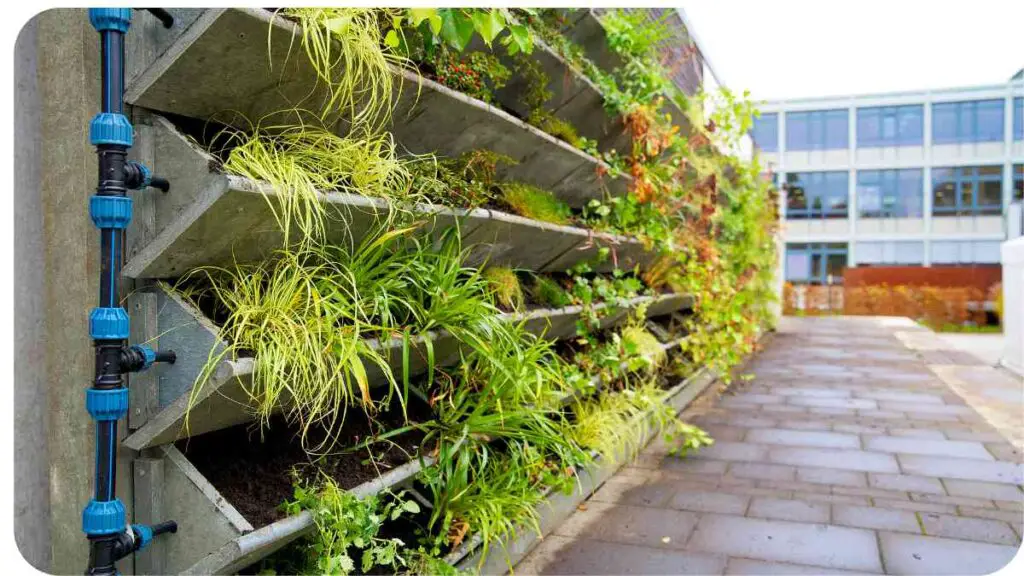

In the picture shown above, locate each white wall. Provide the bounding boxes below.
[1001,237,1024,375]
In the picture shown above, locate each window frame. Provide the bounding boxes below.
[785,109,849,151]
[751,112,779,152]
[785,243,848,285]
[856,105,923,148]
[931,165,1004,216]
[932,99,1006,144]
[1014,97,1023,141]
[856,169,923,218]
[785,171,850,220]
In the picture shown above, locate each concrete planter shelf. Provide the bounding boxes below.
[124,8,627,211]
[125,114,650,279]
[147,443,432,574]
[448,361,720,574]
[123,284,694,452]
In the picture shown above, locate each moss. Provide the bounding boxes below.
[483,267,524,310]
[529,111,583,149]
[530,275,573,308]
[501,181,573,226]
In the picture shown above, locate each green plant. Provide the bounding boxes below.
[433,49,511,103]
[529,275,573,308]
[621,325,666,370]
[483,266,524,310]
[401,9,534,57]
[500,181,573,225]
[279,8,409,131]
[282,477,420,575]
[412,149,516,209]
[529,112,583,148]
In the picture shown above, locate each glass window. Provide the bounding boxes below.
[785,109,848,151]
[786,171,849,219]
[751,112,778,152]
[786,243,848,284]
[932,165,1004,216]
[1015,98,1023,141]
[857,169,922,218]
[856,105,923,147]
[932,99,1005,144]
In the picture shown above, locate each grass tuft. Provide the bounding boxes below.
[482,267,524,311]
[529,275,573,309]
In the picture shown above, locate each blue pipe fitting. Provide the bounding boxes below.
[132,524,153,550]
[89,195,132,230]
[89,307,129,340]
[133,344,157,370]
[127,161,152,189]
[82,498,125,536]
[88,8,131,33]
[86,388,128,421]
[89,112,133,147]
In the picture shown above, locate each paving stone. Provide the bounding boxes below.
[747,497,830,523]
[996,500,1024,512]
[729,462,797,482]
[692,442,770,463]
[855,390,945,404]
[881,401,973,415]
[746,429,861,450]
[796,492,871,506]
[758,479,833,495]
[769,387,851,399]
[760,404,811,414]
[875,498,958,515]
[555,502,701,550]
[942,479,1023,503]
[787,397,878,410]
[957,506,1024,525]
[910,491,997,508]
[832,504,921,533]
[898,455,1024,485]
[878,531,1020,574]
[984,443,1022,463]
[522,534,728,575]
[864,436,995,461]
[669,490,750,515]
[887,428,947,439]
[796,467,868,488]
[617,482,679,508]
[768,447,900,473]
[590,477,648,504]
[833,486,910,500]
[776,419,834,431]
[869,473,945,495]
[723,415,779,428]
[685,514,882,573]
[809,407,859,416]
[661,457,730,476]
[721,394,786,406]
[904,411,961,423]
[832,423,887,436]
[856,410,906,420]
[918,513,1020,545]
[724,558,869,575]
[700,424,752,442]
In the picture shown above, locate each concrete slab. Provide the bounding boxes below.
[878,532,1019,575]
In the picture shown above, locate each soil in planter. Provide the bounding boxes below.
[178,399,431,528]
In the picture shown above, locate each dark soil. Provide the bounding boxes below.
[179,400,432,528]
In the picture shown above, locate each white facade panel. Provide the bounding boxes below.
[783,219,850,239]
[783,150,850,171]
[931,142,1006,165]
[856,218,925,236]
[931,215,1003,236]
[855,146,925,168]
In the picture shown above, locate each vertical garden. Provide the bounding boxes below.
[119,8,778,574]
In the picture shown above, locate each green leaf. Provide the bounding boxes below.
[323,15,352,37]
[471,10,505,46]
[384,29,400,48]
[507,24,533,55]
[441,10,475,51]
[408,8,441,34]
[402,500,421,514]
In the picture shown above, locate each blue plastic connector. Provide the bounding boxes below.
[89,112,133,147]
[133,344,157,370]
[89,195,132,230]
[89,307,129,340]
[88,8,131,33]
[86,388,128,421]
[82,499,126,536]
[129,161,152,189]
[132,524,153,550]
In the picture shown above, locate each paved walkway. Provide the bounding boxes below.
[517,316,1024,575]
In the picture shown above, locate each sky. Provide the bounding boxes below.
[679,0,1024,102]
